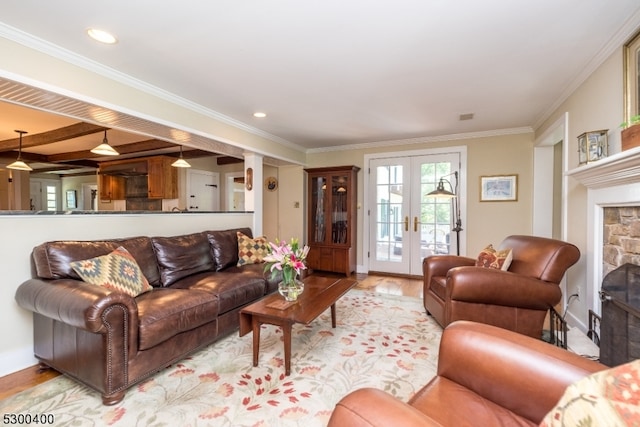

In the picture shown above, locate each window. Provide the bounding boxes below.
[46,185,57,211]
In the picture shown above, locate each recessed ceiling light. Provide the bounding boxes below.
[87,28,118,44]
[253,112,267,118]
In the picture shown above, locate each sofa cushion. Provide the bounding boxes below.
[206,228,252,271]
[475,244,513,270]
[136,288,219,350]
[70,246,153,297]
[409,376,531,426]
[171,266,267,314]
[32,236,161,287]
[151,232,215,286]
[237,231,269,266]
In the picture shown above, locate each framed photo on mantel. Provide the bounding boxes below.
[480,175,518,202]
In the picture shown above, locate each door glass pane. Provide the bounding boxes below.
[420,162,453,255]
[375,165,403,262]
[331,175,349,243]
[311,177,326,243]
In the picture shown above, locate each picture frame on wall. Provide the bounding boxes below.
[623,29,640,122]
[480,175,518,202]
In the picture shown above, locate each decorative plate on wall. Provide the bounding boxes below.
[265,177,278,191]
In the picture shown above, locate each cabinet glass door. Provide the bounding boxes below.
[331,174,349,244]
[310,176,327,244]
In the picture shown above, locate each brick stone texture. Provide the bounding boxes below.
[603,207,640,276]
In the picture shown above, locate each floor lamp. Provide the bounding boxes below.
[426,171,463,256]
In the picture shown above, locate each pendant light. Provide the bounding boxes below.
[171,146,191,168]
[90,129,119,156]
[7,130,33,171]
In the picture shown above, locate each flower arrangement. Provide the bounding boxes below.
[263,238,310,285]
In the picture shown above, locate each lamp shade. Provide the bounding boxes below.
[90,130,119,156]
[171,146,191,168]
[7,130,32,171]
[7,159,33,171]
[171,157,191,168]
[426,180,456,198]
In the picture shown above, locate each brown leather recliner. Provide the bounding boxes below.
[423,235,580,338]
[327,321,605,427]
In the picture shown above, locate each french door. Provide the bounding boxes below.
[369,153,460,276]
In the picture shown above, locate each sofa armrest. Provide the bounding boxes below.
[423,255,475,285]
[447,266,562,309]
[15,278,139,334]
[328,388,442,427]
[437,321,606,423]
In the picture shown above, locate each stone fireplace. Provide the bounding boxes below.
[603,206,640,275]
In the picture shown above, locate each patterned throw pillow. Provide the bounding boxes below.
[475,244,513,270]
[539,359,640,427]
[70,246,152,297]
[237,231,269,266]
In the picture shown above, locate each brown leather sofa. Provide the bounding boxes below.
[14,227,278,405]
[423,235,580,338]
[328,321,605,427]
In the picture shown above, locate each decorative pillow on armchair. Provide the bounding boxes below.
[539,358,640,427]
[237,231,269,266]
[476,244,513,270]
[70,246,152,297]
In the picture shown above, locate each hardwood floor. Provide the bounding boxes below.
[0,273,422,400]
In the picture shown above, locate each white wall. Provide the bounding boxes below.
[0,212,252,377]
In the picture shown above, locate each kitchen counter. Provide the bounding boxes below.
[0,210,254,215]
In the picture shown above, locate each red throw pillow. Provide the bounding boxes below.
[475,244,513,270]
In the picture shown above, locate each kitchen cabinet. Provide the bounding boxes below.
[99,175,125,201]
[98,155,177,200]
[147,156,178,199]
[305,165,360,276]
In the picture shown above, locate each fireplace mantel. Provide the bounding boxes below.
[567,146,640,189]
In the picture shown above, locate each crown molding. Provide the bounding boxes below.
[306,127,534,154]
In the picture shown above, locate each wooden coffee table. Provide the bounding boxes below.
[239,275,357,375]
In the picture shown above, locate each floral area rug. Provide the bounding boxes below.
[1,291,442,426]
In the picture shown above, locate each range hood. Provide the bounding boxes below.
[99,160,148,176]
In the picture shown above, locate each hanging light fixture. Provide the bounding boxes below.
[90,129,119,156]
[7,130,33,171]
[171,146,191,168]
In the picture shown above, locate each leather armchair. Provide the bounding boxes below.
[423,235,580,338]
[327,321,605,427]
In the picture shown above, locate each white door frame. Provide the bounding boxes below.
[533,112,569,240]
[225,171,245,211]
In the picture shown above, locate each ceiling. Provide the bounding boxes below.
[1,0,640,172]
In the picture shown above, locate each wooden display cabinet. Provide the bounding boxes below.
[305,165,360,276]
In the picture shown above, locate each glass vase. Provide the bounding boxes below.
[278,276,305,302]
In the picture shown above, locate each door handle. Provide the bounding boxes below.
[404,216,409,232]
[414,217,418,232]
